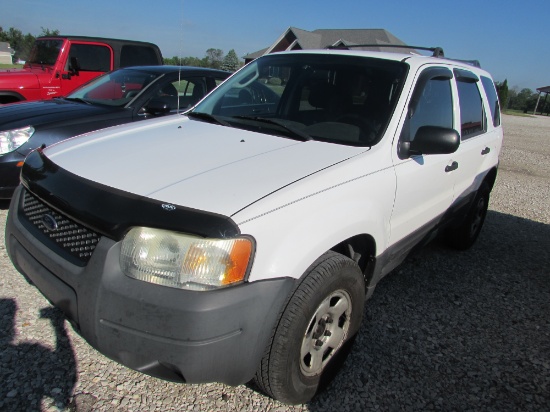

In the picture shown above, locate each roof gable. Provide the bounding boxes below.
[0,42,14,54]
[244,27,408,61]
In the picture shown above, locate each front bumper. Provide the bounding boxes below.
[5,186,295,385]
[0,151,25,199]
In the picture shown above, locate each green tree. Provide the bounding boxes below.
[0,26,59,62]
[515,88,535,111]
[0,27,33,61]
[496,79,509,110]
[163,56,181,65]
[39,27,60,36]
[221,49,240,72]
[526,93,540,113]
[507,86,518,109]
[163,55,206,67]
[204,48,224,69]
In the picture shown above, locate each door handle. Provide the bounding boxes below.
[481,147,491,155]
[445,161,458,172]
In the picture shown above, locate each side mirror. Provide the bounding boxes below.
[400,126,459,158]
[69,57,80,76]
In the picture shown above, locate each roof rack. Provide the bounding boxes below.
[327,44,445,58]
[449,58,481,68]
[326,44,482,67]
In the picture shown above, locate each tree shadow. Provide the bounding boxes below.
[306,210,550,410]
[0,299,77,411]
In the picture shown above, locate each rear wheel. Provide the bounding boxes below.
[446,182,490,250]
[254,251,365,404]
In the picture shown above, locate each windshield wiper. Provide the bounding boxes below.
[233,116,312,141]
[187,111,231,127]
[63,97,92,105]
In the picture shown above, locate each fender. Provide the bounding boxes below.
[235,150,396,283]
[0,69,41,102]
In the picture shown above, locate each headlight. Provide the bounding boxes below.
[0,126,35,155]
[120,227,254,291]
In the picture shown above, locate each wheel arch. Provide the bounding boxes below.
[330,233,376,284]
[484,165,498,191]
[0,91,26,104]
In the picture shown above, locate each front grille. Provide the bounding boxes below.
[22,190,100,264]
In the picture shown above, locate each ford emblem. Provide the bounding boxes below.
[161,203,176,211]
[41,214,58,231]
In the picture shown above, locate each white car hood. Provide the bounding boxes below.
[44,116,365,216]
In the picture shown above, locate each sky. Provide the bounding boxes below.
[2,0,549,91]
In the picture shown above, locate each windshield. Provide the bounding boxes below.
[27,39,63,66]
[67,68,163,107]
[193,53,407,146]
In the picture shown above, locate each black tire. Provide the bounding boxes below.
[446,182,490,250]
[254,251,365,404]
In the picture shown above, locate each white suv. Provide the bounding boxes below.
[5,48,502,404]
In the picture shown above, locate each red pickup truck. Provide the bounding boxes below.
[0,35,163,104]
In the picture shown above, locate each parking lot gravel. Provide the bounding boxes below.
[1,114,549,411]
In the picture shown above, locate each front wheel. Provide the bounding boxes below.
[254,251,365,404]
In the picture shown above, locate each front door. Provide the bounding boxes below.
[390,66,457,252]
[59,42,113,96]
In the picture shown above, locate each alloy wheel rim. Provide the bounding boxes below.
[300,289,352,377]
[470,197,486,237]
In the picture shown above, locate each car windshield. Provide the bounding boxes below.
[26,39,63,66]
[193,53,408,146]
[66,69,163,107]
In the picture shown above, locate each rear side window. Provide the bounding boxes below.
[455,70,486,139]
[68,44,111,72]
[480,76,501,127]
[120,45,159,67]
[167,77,208,109]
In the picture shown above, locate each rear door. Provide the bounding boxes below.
[449,69,502,209]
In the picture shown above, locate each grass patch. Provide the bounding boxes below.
[502,109,535,117]
[0,64,24,69]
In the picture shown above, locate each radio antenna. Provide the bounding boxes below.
[177,0,184,113]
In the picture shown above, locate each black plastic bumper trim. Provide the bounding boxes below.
[99,318,243,346]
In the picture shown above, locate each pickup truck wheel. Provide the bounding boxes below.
[446,182,490,250]
[254,251,365,404]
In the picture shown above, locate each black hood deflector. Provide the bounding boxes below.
[21,149,241,240]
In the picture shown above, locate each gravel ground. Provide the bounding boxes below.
[1,114,549,411]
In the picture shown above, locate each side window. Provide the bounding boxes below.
[177,77,207,107]
[398,67,454,159]
[480,76,501,127]
[67,44,111,72]
[455,70,486,139]
[409,77,453,139]
[120,45,159,67]
[154,77,208,110]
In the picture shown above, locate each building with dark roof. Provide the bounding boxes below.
[0,42,14,64]
[243,27,411,63]
[534,86,550,115]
